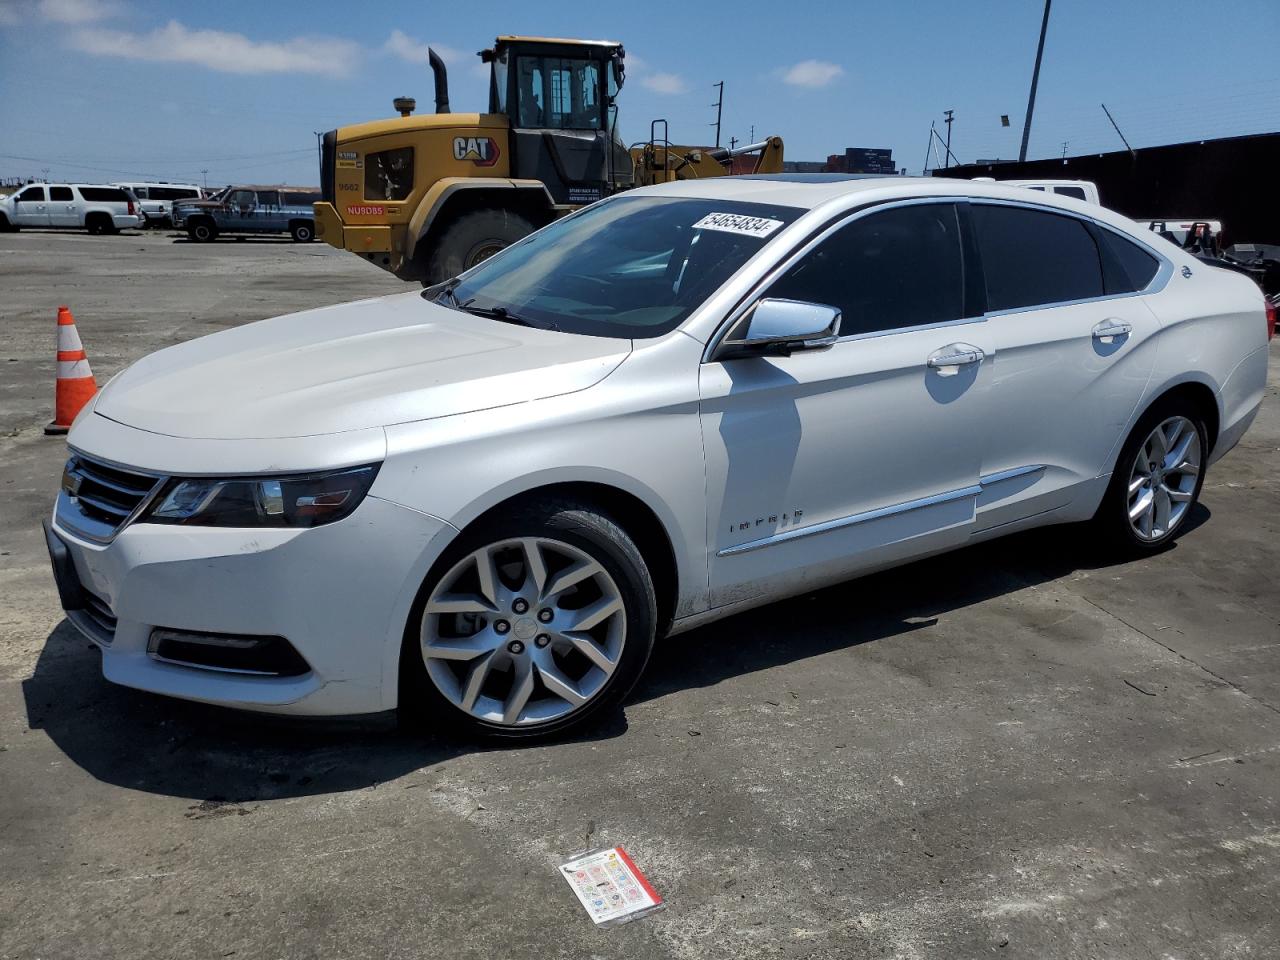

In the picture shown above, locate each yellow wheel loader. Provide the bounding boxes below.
[314,36,783,283]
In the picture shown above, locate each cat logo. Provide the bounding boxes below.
[452,136,500,167]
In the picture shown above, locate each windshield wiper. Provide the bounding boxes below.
[461,303,558,332]
[428,277,464,308]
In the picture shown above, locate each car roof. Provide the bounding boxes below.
[633,173,1146,234]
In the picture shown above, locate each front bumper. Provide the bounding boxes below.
[48,493,453,715]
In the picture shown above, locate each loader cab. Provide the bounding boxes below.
[482,36,632,204]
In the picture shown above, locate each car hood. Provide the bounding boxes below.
[93,292,632,440]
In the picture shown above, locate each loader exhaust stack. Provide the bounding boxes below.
[428,48,450,114]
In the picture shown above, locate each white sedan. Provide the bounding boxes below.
[46,175,1271,739]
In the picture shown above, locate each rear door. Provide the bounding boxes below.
[48,186,78,227]
[11,185,49,226]
[701,201,993,607]
[969,202,1163,530]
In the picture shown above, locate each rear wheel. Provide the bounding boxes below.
[290,220,314,242]
[188,220,217,242]
[423,209,534,285]
[86,213,113,236]
[1094,398,1208,554]
[400,500,656,740]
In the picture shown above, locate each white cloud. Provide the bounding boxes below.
[67,20,361,75]
[641,71,688,95]
[383,30,485,81]
[781,59,844,88]
[38,0,119,23]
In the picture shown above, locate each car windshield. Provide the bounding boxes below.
[435,196,803,338]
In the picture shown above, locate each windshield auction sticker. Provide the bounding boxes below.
[692,211,785,238]
[559,847,664,927]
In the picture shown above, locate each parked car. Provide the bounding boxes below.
[44,176,1270,739]
[0,183,141,234]
[112,181,203,228]
[1002,178,1101,204]
[171,185,321,242]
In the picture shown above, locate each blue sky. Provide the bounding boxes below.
[1,0,1277,187]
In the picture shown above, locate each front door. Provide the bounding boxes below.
[968,202,1163,530]
[701,201,992,608]
[11,185,49,226]
[223,189,258,230]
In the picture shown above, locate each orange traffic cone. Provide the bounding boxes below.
[44,306,98,435]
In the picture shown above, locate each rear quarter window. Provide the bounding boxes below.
[78,187,129,202]
[1098,230,1161,293]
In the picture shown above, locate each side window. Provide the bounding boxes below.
[49,186,73,201]
[365,147,413,200]
[257,190,280,206]
[973,205,1104,312]
[1098,230,1160,294]
[132,187,149,199]
[1054,186,1088,201]
[229,190,256,208]
[16,186,46,202]
[766,203,966,337]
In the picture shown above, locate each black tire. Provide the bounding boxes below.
[423,208,534,285]
[290,220,314,242]
[0,212,13,232]
[1093,395,1209,556]
[86,214,110,236]
[188,220,217,242]
[399,499,657,741]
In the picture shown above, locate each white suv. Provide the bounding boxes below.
[0,183,141,234]
[112,181,202,228]
[45,176,1270,738]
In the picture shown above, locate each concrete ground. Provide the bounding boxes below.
[1,228,1278,960]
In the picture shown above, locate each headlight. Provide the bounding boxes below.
[143,464,379,528]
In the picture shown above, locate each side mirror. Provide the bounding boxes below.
[714,298,841,361]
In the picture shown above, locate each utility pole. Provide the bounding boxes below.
[1061,140,1069,158]
[1019,0,1052,162]
[749,124,755,142]
[943,110,955,168]
[1101,103,1135,155]
[729,136,738,150]
[923,121,937,175]
[711,81,724,148]
[201,168,208,190]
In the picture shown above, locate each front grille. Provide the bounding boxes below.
[81,589,118,641]
[57,454,164,542]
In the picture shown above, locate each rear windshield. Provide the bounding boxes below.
[436,196,802,339]
[79,187,129,202]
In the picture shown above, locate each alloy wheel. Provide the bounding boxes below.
[421,537,627,727]
[1127,415,1201,541]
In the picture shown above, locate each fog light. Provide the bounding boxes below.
[147,628,310,677]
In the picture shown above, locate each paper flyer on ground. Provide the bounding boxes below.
[559,846,664,926]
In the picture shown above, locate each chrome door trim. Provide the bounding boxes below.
[717,464,1047,558]
[717,484,982,558]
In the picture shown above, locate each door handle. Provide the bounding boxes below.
[927,343,985,373]
[1092,318,1132,343]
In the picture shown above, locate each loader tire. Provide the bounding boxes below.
[424,209,533,285]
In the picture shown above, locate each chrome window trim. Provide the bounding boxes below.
[701,194,1175,361]
[717,464,1046,558]
[968,199,1174,317]
[702,196,980,363]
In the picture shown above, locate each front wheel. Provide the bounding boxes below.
[400,501,656,740]
[1094,400,1208,554]
[423,209,534,286]
[290,220,314,242]
[188,221,217,242]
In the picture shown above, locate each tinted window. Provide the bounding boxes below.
[79,187,129,202]
[257,190,280,206]
[365,147,413,200]
[149,187,199,200]
[16,186,46,202]
[766,203,966,337]
[1054,186,1088,200]
[973,205,1104,311]
[130,186,149,199]
[283,191,321,205]
[1099,230,1160,293]
[228,190,256,208]
[49,186,73,201]
[446,196,802,339]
